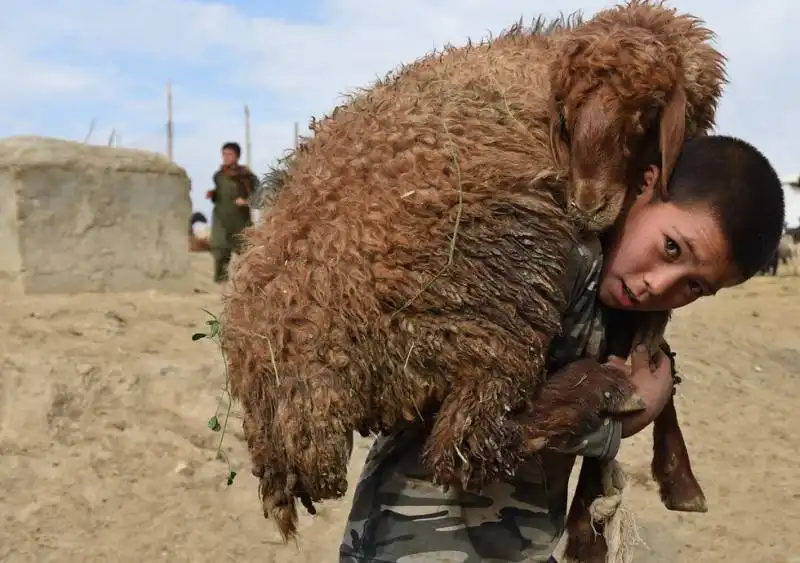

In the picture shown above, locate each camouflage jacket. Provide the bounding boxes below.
[339,235,617,562]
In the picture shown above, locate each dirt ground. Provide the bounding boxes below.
[0,253,798,563]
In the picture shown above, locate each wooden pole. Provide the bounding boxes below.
[84,119,96,143]
[245,104,252,168]
[293,121,299,148]
[166,81,174,161]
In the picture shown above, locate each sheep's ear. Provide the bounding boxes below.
[548,98,569,166]
[659,85,687,199]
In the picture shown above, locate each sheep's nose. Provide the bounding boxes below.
[570,179,627,226]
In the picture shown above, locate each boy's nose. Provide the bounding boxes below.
[644,269,677,298]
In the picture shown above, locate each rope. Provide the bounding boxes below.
[588,459,645,563]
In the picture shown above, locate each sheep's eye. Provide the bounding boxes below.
[664,236,680,259]
[558,110,570,142]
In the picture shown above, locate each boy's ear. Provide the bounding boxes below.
[638,165,660,197]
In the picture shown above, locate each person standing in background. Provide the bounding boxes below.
[206,141,259,286]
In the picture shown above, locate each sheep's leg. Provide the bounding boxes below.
[422,357,644,490]
[651,397,708,512]
[647,340,708,513]
[514,358,644,452]
[630,311,671,371]
[255,429,350,543]
[520,361,645,562]
[423,375,527,490]
[563,457,608,563]
[241,410,304,541]
[242,378,353,541]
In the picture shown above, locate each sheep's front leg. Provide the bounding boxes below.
[648,341,708,513]
[422,374,527,490]
[631,310,671,371]
[652,397,708,512]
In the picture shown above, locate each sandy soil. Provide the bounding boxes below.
[1,253,798,563]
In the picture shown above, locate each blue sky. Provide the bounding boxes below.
[3,0,800,224]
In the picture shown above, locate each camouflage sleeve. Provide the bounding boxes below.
[546,233,622,461]
[550,418,622,460]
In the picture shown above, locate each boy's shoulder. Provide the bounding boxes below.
[563,234,604,307]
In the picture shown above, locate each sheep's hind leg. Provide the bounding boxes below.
[423,375,526,491]
[250,391,352,540]
[563,457,608,563]
[242,411,307,541]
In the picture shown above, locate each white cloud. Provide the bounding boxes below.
[2,0,800,223]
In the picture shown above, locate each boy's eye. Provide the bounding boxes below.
[664,236,681,258]
[688,280,704,296]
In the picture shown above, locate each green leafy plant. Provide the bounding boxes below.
[192,309,237,486]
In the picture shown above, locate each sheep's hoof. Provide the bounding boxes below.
[259,470,320,542]
[654,463,708,513]
[661,486,708,513]
[607,392,646,414]
[262,486,300,542]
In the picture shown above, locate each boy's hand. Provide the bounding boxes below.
[614,345,674,438]
[234,197,249,207]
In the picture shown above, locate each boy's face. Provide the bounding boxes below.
[599,166,743,312]
[222,148,238,166]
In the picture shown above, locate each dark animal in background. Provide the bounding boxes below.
[189,212,211,253]
[760,250,780,276]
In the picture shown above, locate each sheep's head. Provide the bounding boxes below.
[589,1,727,137]
[548,25,687,232]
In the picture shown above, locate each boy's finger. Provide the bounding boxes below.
[629,344,652,369]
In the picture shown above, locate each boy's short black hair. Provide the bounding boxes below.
[222,142,241,157]
[665,135,785,280]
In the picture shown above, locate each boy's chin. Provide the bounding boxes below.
[597,284,618,309]
[598,279,638,311]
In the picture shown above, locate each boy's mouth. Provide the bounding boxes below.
[621,280,639,306]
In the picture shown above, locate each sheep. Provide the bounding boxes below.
[219,0,725,549]
[777,234,796,273]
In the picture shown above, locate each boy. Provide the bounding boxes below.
[206,141,259,284]
[339,135,786,562]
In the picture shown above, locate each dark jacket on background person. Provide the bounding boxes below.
[208,164,258,282]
